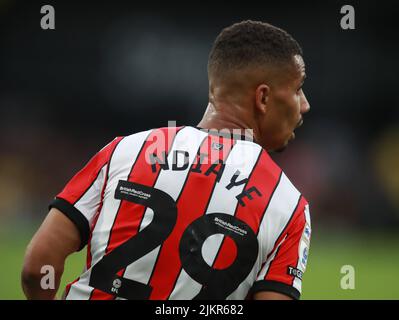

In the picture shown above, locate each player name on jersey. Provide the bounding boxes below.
[149,149,262,208]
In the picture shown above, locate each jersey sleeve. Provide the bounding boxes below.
[49,137,123,251]
[251,197,311,300]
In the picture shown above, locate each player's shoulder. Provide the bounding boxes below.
[110,126,193,155]
[121,128,155,141]
[255,147,310,209]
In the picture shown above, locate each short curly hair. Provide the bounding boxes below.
[208,20,303,80]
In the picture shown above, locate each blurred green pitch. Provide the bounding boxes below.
[1,227,398,300]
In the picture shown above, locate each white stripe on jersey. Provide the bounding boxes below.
[169,141,262,300]
[116,127,209,299]
[74,164,107,227]
[304,204,311,226]
[292,204,311,292]
[66,129,152,300]
[293,243,304,292]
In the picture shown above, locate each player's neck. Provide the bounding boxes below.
[197,103,257,142]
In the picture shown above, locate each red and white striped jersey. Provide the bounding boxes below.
[50,126,311,300]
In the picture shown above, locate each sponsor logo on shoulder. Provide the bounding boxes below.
[301,247,309,267]
[302,223,311,244]
[119,185,151,200]
[304,225,311,240]
[287,266,303,280]
[213,217,247,236]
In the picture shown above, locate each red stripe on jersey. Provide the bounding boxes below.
[58,137,123,205]
[264,196,307,285]
[212,151,282,271]
[89,127,181,300]
[148,134,235,300]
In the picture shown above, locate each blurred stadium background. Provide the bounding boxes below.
[0,1,398,299]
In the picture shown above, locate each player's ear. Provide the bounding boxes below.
[255,84,270,114]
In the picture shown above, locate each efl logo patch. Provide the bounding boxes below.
[301,247,309,267]
[287,266,303,280]
[302,223,311,244]
[211,142,223,150]
[304,225,311,240]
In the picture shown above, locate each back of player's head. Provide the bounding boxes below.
[208,20,302,81]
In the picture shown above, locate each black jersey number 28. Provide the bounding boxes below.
[89,180,259,300]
